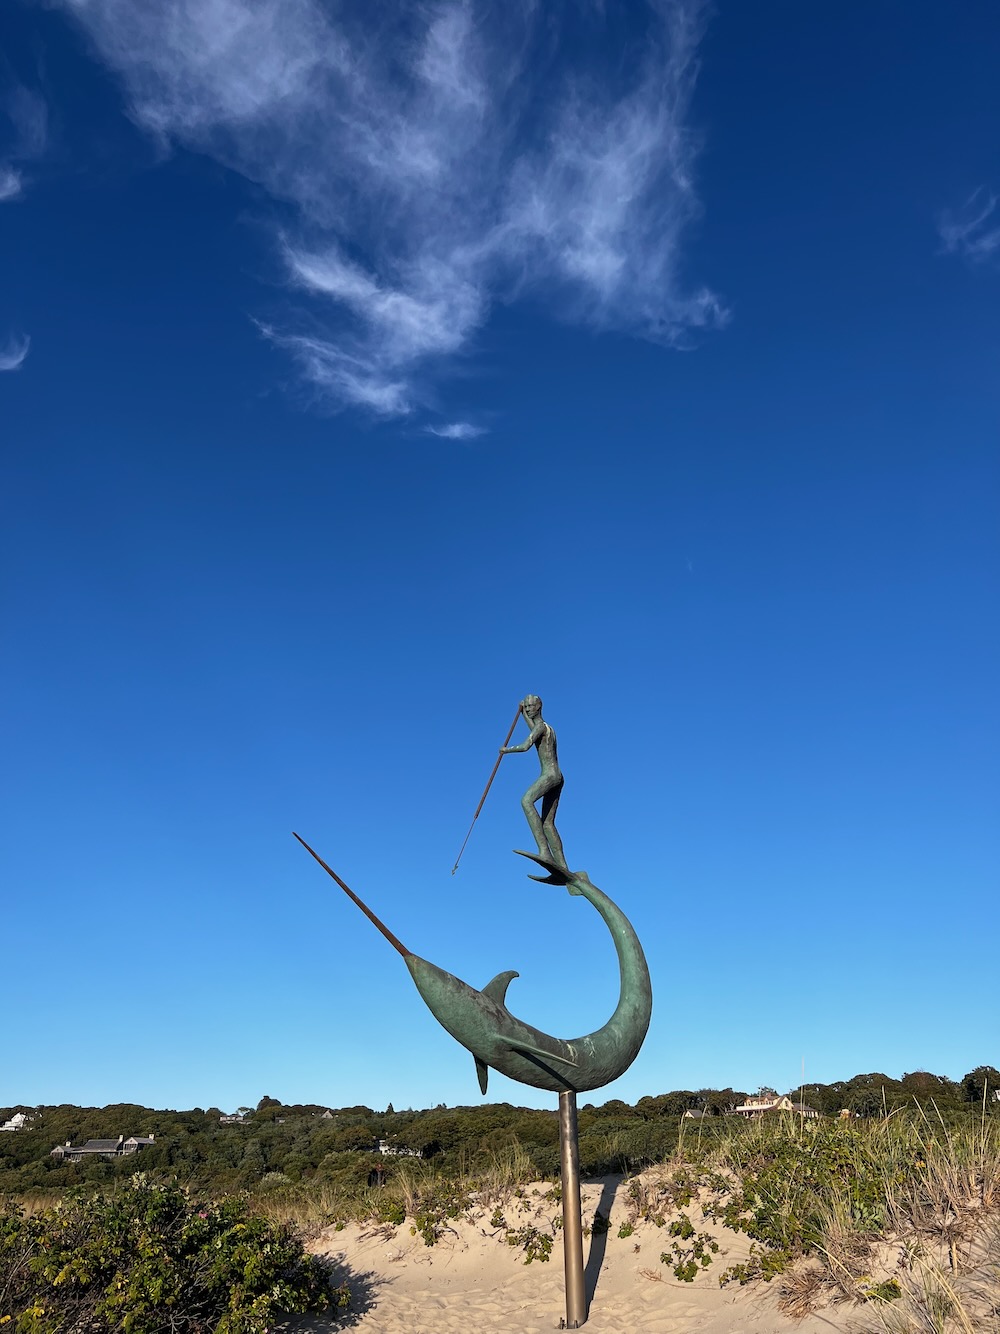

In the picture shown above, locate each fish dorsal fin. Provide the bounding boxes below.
[475,1055,489,1095]
[475,972,518,1095]
[482,970,519,1007]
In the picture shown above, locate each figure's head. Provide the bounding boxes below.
[521,694,542,719]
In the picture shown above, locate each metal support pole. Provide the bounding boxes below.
[558,1090,586,1329]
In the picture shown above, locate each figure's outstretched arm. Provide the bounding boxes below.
[500,723,545,755]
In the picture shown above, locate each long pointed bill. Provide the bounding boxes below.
[293,832,411,957]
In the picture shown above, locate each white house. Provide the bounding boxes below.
[1,1112,31,1132]
[377,1138,422,1158]
[732,1094,820,1119]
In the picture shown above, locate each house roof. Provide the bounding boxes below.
[79,1139,121,1151]
[733,1095,821,1116]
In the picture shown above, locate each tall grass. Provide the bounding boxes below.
[250,1138,537,1235]
[696,1109,1000,1324]
[211,1108,1000,1326]
[863,1221,1000,1334]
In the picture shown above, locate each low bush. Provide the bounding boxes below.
[0,1175,346,1334]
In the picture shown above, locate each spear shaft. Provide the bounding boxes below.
[451,706,522,874]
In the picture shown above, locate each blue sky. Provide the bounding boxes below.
[2,0,997,1115]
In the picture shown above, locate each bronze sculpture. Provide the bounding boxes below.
[500,694,568,870]
[295,696,652,1329]
[293,837,650,1096]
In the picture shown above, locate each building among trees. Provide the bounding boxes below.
[732,1093,820,1119]
[50,1134,156,1162]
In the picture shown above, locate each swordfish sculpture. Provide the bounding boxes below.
[294,836,650,1094]
[293,698,652,1096]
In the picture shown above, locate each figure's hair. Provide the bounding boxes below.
[521,694,542,712]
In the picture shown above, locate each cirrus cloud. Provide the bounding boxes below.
[425,421,487,440]
[0,166,23,201]
[1,83,48,201]
[0,334,31,371]
[53,0,724,417]
[939,188,1000,264]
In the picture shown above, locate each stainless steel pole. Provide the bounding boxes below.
[558,1090,587,1328]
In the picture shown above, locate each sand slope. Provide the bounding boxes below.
[303,1176,856,1333]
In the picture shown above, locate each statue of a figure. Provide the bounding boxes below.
[500,694,567,869]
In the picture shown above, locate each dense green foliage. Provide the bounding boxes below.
[708,1118,921,1282]
[785,1067,998,1118]
[0,1176,344,1333]
[0,1066,993,1203]
[681,1110,1000,1292]
[2,1078,996,1329]
[0,1098,669,1197]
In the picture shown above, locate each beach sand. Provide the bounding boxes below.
[301,1175,858,1333]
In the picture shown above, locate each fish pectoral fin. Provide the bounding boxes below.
[475,1055,489,1095]
[482,970,519,1007]
[503,1039,577,1068]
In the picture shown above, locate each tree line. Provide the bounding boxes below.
[1,1065,995,1195]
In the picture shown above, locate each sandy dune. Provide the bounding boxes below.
[302,1176,856,1333]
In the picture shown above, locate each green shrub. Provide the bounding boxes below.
[707,1119,914,1277]
[659,1211,719,1281]
[406,1183,472,1246]
[503,1223,553,1264]
[0,1175,345,1334]
[710,1113,1000,1286]
[863,1278,901,1302]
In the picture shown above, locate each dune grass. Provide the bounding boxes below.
[271,1107,999,1325]
[250,1138,536,1237]
[11,1108,997,1328]
[694,1105,1000,1327]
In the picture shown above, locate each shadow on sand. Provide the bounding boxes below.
[275,1253,382,1330]
[584,1174,623,1318]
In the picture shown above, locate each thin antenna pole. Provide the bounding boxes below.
[451,706,522,874]
[293,832,410,957]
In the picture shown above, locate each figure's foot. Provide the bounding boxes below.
[514,849,587,891]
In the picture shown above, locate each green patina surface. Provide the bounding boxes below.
[405,851,652,1095]
[297,696,652,1097]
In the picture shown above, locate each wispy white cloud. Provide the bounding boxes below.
[0,166,22,201]
[425,421,487,440]
[1,84,48,201]
[939,189,1000,264]
[53,0,723,415]
[0,334,31,371]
